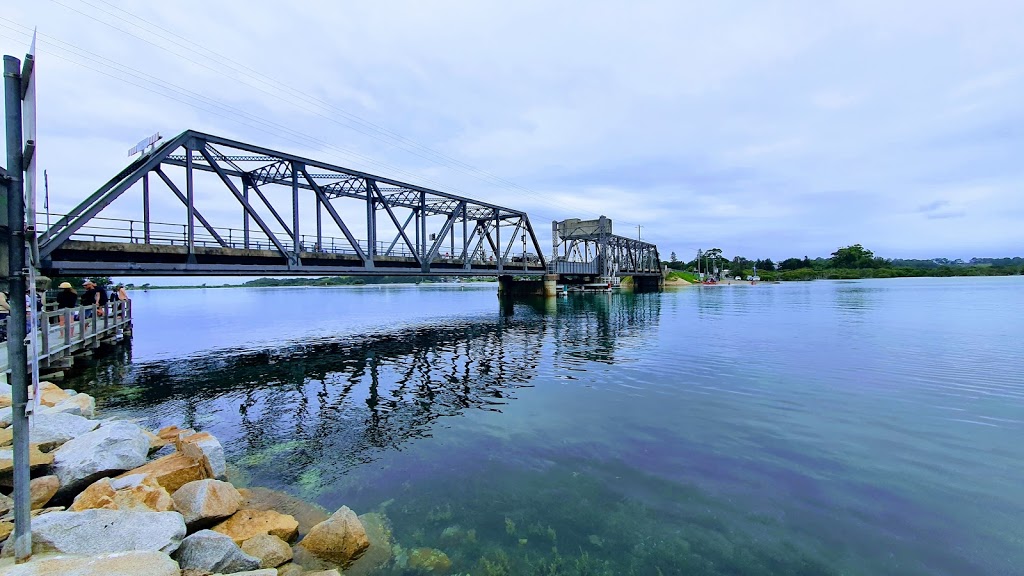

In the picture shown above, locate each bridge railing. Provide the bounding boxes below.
[0,300,132,370]
[40,212,544,267]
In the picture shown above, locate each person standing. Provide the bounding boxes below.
[56,282,78,336]
[81,280,100,319]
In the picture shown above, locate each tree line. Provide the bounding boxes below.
[665,245,1024,281]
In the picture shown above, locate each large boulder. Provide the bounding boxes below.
[177,432,226,479]
[0,407,11,428]
[211,509,299,545]
[0,445,54,484]
[69,474,173,512]
[297,506,369,567]
[240,533,292,568]
[40,393,96,418]
[0,550,180,576]
[29,475,59,510]
[276,564,306,576]
[0,509,185,557]
[174,529,260,574]
[28,411,99,450]
[236,487,328,539]
[213,570,277,576]
[36,382,70,407]
[116,451,211,494]
[0,493,12,516]
[51,421,150,494]
[172,479,242,529]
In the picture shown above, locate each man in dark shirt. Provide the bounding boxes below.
[56,281,78,336]
[81,280,99,318]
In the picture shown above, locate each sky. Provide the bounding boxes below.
[2,0,1023,267]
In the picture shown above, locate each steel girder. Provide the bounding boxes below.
[38,130,547,277]
[551,217,661,277]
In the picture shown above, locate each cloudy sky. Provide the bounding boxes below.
[2,0,1022,263]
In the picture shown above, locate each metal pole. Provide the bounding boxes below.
[142,172,150,243]
[291,162,299,258]
[185,146,195,260]
[242,177,250,249]
[5,54,31,563]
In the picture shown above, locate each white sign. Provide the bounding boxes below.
[129,132,162,156]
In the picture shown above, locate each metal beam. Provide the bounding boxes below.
[300,167,368,264]
[198,147,290,258]
[153,168,228,248]
[370,181,419,264]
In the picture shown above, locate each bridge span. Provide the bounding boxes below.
[35,130,663,291]
[39,130,549,278]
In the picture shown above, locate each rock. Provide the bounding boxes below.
[69,474,173,512]
[240,533,292,568]
[347,512,394,574]
[0,493,12,516]
[143,429,170,453]
[40,393,96,418]
[157,425,195,443]
[214,570,277,576]
[174,529,261,574]
[51,421,150,495]
[297,506,369,567]
[116,451,210,494]
[0,521,12,543]
[28,411,99,451]
[0,427,11,447]
[0,407,11,428]
[0,444,54,475]
[237,487,329,539]
[212,509,299,545]
[36,382,70,407]
[407,547,452,574]
[303,570,342,576]
[172,479,242,529]
[275,563,305,576]
[0,550,180,576]
[0,509,185,556]
[29,475,59,510]
[177,432,226,479]
[0,395,10,409]
[1,506,65,523]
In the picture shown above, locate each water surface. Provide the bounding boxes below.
[68,278,1024,575]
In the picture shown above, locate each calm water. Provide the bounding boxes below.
[67,278,1024,575]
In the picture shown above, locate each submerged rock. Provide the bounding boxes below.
[408,547,452,574]
[174,529,261,574]
[51,421,150,494]
[240,533,292,568]
[0,550,180,576]
[345,512,395,576]
[172,478,242,529]
[211,509,299,545]
[298,506,369,567]
[276,563,306,576]
[0,509,185,556]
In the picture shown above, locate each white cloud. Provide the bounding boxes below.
[1,0,1023,262]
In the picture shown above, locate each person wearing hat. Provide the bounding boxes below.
[81,280,101,319]
[56,281,78,336]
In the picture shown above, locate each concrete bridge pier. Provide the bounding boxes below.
[633,275,664,291]
[498,274,560,298]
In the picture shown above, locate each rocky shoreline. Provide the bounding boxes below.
[0,381,446,576]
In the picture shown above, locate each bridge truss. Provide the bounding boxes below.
[38,130,547,277]
[551,216,661,278]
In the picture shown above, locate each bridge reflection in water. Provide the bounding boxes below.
[69,293,660,492]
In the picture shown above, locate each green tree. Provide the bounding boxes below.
[669,251,678,263]
[778,258,804,271]
[830,245,876,268]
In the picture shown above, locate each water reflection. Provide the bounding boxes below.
[69,293,661,493]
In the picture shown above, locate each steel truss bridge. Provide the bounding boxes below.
[551,216,662,280]
[38,130,549,277]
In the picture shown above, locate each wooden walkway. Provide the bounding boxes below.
[0,300,133,377]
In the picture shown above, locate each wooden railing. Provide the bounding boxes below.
[0,300,133,371]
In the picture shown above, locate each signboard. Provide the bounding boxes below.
[129,132,162,156]
[556,216,613,239]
